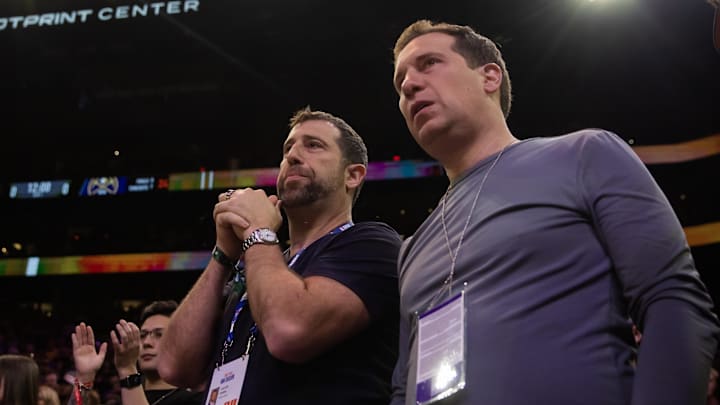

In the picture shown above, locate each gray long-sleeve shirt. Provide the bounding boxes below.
[392,129,719,405]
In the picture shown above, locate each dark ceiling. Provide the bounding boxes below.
[1,0,718,180]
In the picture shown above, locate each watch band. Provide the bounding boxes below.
[242,228,280,253]
[119,372,143,389]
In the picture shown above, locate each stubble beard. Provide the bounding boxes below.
[278,172,343,209]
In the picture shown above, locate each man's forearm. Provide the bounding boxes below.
[632,299,718,405]
[158,259,230,388]
[244,244,307,332]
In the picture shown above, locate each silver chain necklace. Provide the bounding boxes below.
[150,388,179,405]
[432,142,511,308]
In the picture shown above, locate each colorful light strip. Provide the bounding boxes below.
[2,135,719,276]
[2,219,720,277]
[633,133,720,164]
[168,160,445,191]
[165,134,720,192]
[0,251,210,276]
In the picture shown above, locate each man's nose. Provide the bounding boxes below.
[285,143,303,164]
[400,68,423,98]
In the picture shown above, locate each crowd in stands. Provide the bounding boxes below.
[0,303,146,404]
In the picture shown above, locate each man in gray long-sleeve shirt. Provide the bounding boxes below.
[390,19,719,405]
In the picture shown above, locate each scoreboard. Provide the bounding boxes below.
[8,180,71,199]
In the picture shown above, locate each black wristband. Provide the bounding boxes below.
[119,372,143,389]
[211,245,237,269]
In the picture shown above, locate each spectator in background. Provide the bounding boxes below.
[83,388,102,405]
[42,371,59,391]
[70,300,202,405]
[38,384,61,405]
[0,354,39,405]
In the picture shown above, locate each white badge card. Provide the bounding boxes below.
[415,292,466,405]
[205,356,249,405]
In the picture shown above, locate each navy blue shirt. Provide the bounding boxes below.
[211,221,401,405]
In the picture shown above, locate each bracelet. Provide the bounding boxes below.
[74,377,93,390]
[211,245,238,269]
[73,377,93,405]
[73,384,83,405]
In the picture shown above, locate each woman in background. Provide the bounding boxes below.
[38,385,60,405]
[0,354,39,405]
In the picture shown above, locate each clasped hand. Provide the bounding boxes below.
[213,188,283,259]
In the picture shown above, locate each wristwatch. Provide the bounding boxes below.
[242,228,280,253]
[119,372,144,389]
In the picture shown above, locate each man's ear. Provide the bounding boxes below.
[345,163,366,191]
[480,63,503,94]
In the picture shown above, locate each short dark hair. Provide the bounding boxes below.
[139,300,178,325]
[289,107,368,204]
[393,20,513,119]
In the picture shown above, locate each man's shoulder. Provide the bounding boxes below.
[524,128,628,156]
[350,221,402,240]
[538,128,621,145]
[302,220,402,261]
[331,221,403,254]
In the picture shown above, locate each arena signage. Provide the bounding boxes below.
[0,0,200,31]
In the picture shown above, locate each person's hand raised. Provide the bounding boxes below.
[71,322,108,384]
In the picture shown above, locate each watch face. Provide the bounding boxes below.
[258,229,278,243]
[243,228,279,252]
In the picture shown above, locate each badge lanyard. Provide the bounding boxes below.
[287,221,354,267]
[216,260,252,367]
[430,145,507,310]
[217,221,354,367]
[415,144,511,404]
